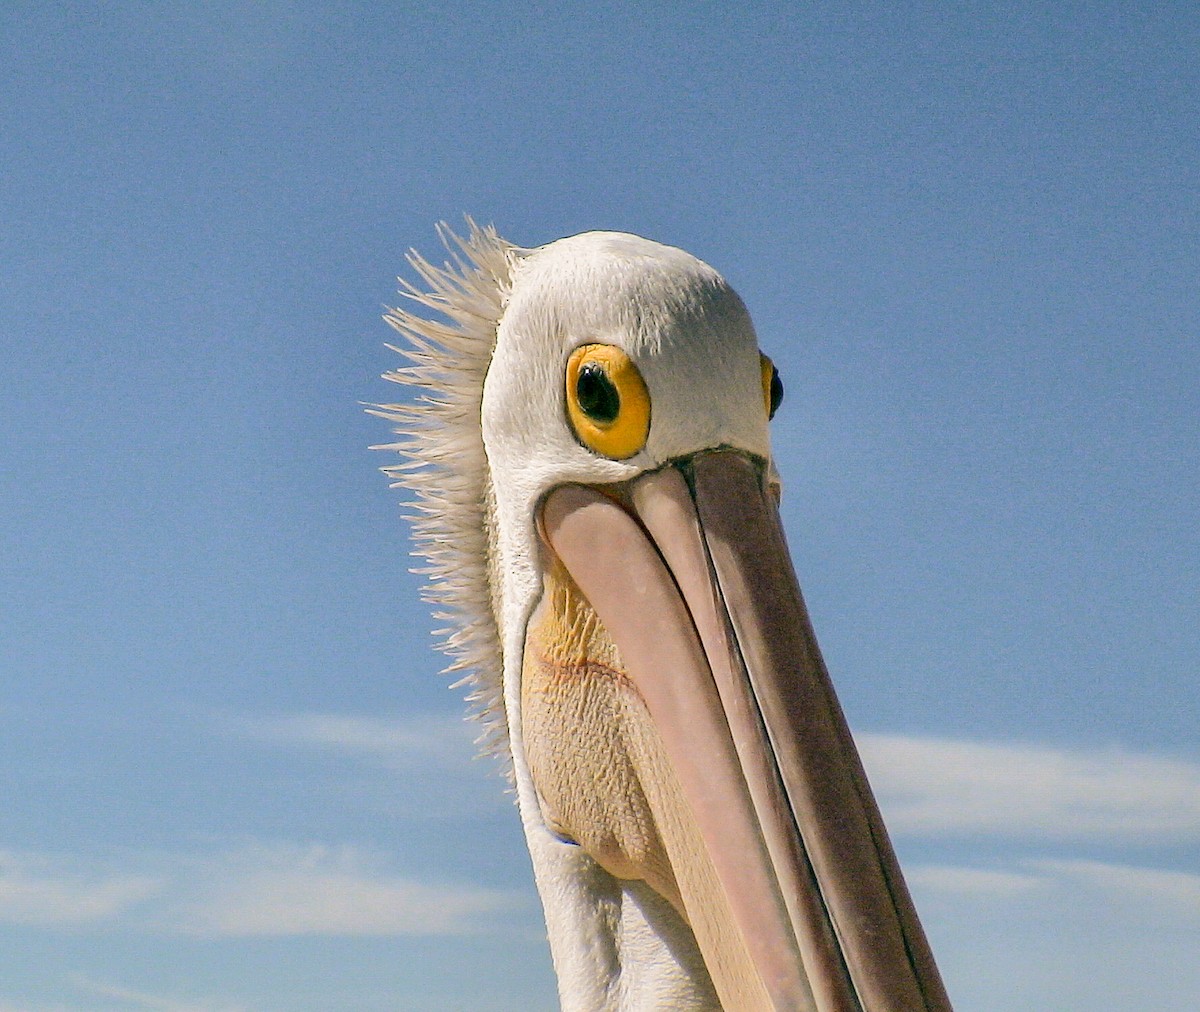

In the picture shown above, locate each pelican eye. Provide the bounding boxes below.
[576,363,620,424]
[760,352,784,420]
[565,344,651,459]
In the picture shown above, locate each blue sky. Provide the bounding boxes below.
[2,3,1197,1009]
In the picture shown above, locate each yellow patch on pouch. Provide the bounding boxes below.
[521,554,682,910]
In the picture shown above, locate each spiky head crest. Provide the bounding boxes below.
[372,222,519,759]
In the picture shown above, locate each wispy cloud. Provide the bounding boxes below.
[221,711,483,769]
[905,864,1043,898]
[858,733,1200,840]
[1036,859,1200,919]
[0,843,518,940]
[0,851,159,926]
[170,843,516,937]
[70,976,249,1012]
[911,857,1200,917]
[215,710,513,820]
[908,857,1200,1011]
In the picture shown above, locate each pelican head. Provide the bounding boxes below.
[377,225,950,1010]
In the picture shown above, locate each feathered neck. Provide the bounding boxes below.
[372,222,519,760]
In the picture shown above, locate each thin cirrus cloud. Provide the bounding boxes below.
[68,976,250,1012]
[0,843,516,939]
[169,843,517,938]
[0,850,159,926]
[907,857,1200,1011]
[220,711,484,769]
[903,864,1044,898]
[857,732,1200,841]
[906,858,1200,918]
[1038,858,1200,919]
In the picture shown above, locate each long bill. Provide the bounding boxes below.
[540,449,951,1012]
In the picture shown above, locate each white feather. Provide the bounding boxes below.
[371,221,519,761]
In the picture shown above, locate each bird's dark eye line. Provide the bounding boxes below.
[576,362,621,424]
[769,365,784,420]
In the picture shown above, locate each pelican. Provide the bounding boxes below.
[376,224,951,1011]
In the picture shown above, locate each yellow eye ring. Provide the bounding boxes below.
[760,352,783,420]
[565,344,651,459]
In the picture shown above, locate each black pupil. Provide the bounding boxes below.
[769,365,784,419]
[577,362,620,423]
